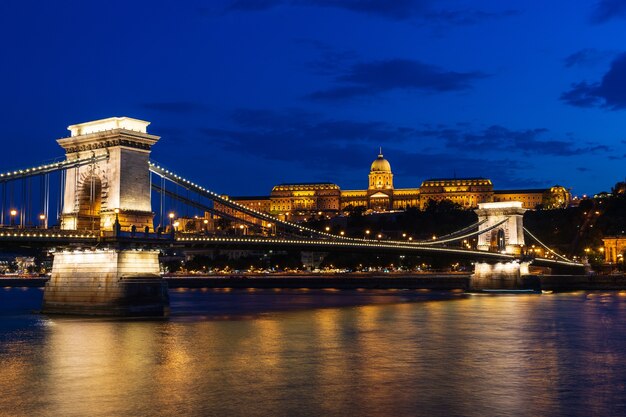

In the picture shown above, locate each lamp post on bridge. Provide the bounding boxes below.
[39,214,46,229]
[168,212,175,232]
[10,209,17,227]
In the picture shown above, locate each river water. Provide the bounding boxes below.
[1,287,626,417]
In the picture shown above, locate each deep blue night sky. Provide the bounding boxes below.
[1,0,625,196]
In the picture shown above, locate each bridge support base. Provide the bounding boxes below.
[42,249,169,317]
[470,261,530,290]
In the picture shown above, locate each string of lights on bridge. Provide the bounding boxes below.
[0,231,97,240]
[175,235,518,260]
[0,154,109,182]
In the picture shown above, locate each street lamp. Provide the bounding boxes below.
[10,209,17,227]
[39,214,46,229]
[114,208,121,234]
[325,226,330,232]
[168,212,175,231]
[365,229,370,239]
[340,231,345,236]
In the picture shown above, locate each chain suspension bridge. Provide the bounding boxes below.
[0,117,584,316]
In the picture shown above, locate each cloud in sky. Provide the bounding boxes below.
[561,53,626,110]
[418,125,610,157]
[590,0,626,23]
[296,39,359,75]
[563,48,614,68]
[200,120,522,186]
[203,108,418,169]
[195,108,611,189]
[308,59,487,100]
[227,0,518,24]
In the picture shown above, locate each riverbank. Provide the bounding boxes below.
[165,274,471,290]
[2,273,625,291]
[0,277,48,287]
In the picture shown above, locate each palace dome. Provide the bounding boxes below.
[370,151,391,173]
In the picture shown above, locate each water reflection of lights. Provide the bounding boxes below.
[3,290,626,416]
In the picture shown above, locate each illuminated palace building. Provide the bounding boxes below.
[217,151,571,221]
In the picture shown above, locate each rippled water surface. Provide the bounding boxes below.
[1,287,626,417]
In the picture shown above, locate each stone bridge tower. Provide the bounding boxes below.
[58,117,160,232]
[472,201,529,290]
[475,201,526,255]
[43,117,168,317]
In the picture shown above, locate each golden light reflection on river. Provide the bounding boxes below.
[2,290,626,416]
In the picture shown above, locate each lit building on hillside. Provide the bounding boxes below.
[212,196,271,230]
[418,178,493,209]
[212,150,571,223]
[494,189,543,209]
[233,196,271,213]
[493,186,571,209]
[366,151,395,211]
[270,183,341,219]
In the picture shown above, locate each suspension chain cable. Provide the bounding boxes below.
[523,226,572,262]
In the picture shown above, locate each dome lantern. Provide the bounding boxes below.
[370,148,392,173]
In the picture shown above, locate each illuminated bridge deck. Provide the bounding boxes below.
[0,229,584,272]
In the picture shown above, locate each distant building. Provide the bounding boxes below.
[271,183,341,218]
[613,181,626,195]
[419,178,493,209]
[603,236,626,265]
[493,189,541,209]
[213,151,571,222]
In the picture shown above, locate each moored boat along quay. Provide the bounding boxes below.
[3,273,626,292]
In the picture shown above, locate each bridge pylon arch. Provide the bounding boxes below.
[475,201,526,255]
[57,117,160,232]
